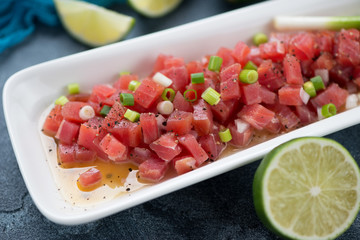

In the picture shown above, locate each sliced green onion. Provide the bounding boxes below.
[120,93,134,106]
[207,56,223,72]
[79,105,95,120]
[274,16,360,31]
[100,105,111,117]
[191,72,205,84]
[253,32,268,46]
[321,103,337,118]
[239,70,258,84]
[153,72,173,87]
[183,89,198,102]
[119,71,131,76]
[55,96,69,106]
[124,109,140,122]
[157,101,174,115]
[162,88,175,102]
[303,81,317,98]
[310,76,325,91]
[243,61,258,71]
[219,128,232,143]
[201,87,221,106]
[128,80,141,91]
[67,83,80,94]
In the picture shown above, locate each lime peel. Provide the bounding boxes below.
[253,137,360,239]
[54,0,135,47]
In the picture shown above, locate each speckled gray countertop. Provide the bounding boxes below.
[1,1,360,239]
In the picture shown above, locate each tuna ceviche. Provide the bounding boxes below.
[42,28,360,191]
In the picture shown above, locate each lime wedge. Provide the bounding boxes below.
[253,137,360,239]
[54,0,135,47]
[128,0,182,18]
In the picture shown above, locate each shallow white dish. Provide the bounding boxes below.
[3,0,360,225]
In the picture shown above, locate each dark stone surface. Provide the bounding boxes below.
[0,0,359,239]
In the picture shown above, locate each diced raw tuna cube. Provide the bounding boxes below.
[101,90,122,107]
[260,86,277,105]
[140,113,160,144]
[210,99,239,124]
[283,54,303,85]
[216,47,236,69]
[164,57,185,69]
[278,85,306,106]
[129,147,155,165]
[77,117,103,150]
[113,74,138,90]
[58,142,76,164]
[295,105,317,125]
[220,63,241,82]
[269,104,300,130]
[335,29,360,67]
[264,116,282,134]
[198,133,226,160]
[99,133,128,162]
[192,99,213,136]
[238,104,275,130]
[173,156,197,175]
[78,168,102,188]
[311,52,334,71]
[160,66,189,92]
[241,81,262,105]
[138,158,168,182]
[55,120,80,144]
[269,32,291,52]
[110,119,142,147]
[102,101,127,129]
[329,64,354,87]
[288,32,315,61]
[61,101,88,123]
[257,60,285,91]
[198,134,217,160]
[315,30,334,54]
[89,84,117,103]
[246,46,263,66]
[220,79,241,101]
[186,61,203,79]
[75,144,96,162]
[311,83,348,109]
[77,117,109,161]
[232,41,250,65]
[42,105,63,137]
[173,91,193,112]
[178,134,208,167]
[166,110,193,135]
[149,133,182,162]
[134,78,164,109]
[228,120,254,147]
[259,41,286,62]
[153,54,172,73]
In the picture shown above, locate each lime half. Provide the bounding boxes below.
[253,137,360,239]
[128,0,182,18]
[54,0,135,47]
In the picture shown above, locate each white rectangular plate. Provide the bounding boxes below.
[3,0,360,225]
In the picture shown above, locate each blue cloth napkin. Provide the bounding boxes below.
[0,0,124,54]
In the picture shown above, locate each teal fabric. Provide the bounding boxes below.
[0,0,124,54]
